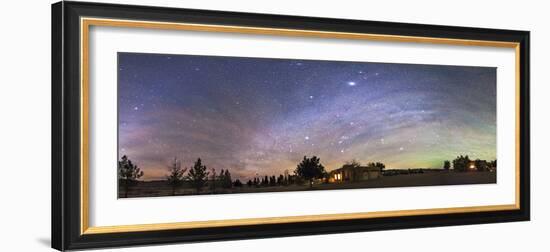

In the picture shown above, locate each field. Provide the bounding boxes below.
[119,171,496,198]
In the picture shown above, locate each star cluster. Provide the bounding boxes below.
[118,53,496,180]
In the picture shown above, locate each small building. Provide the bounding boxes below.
[329,164,381,183]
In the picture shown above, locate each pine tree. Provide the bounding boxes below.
[210,168,218,193]
[187,158,209,193]
[233,179,243,188]
[118,155,143,198]
[269,175,276,186]
[223,170,232,188]
[166,157,186,196]
[277,174,284,185]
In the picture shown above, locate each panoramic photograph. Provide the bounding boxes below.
[117,52,497,198]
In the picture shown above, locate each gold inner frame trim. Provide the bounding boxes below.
[80,17,522,235]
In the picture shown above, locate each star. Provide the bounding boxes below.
[133,106,139,111]
[348,81,356,86]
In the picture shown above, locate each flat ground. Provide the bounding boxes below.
[119,171,496,198]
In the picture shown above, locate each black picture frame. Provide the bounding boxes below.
[52,1,530,251]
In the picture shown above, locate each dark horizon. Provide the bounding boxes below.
[118,52,496,181]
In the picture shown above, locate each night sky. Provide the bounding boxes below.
[118,52,496,181]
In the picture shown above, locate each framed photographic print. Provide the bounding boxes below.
[52,1,530,250]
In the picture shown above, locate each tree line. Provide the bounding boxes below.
[442,155,497,172]
[118,155,386,197]
[118,155,327,197]
[118,155,212,197]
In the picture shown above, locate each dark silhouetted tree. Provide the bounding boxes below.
[443,160,451,170]
[452,155,470,172]
[367,162,385,171]
[118,155,143,198]
[262,176,269,187]
[474,159,489,172]
[247,180,253,187]
[166,157,186,196]
[217,169,225,191]
[288,174,296,185]
[222,169,232,189]
[277,174,284,185]
[209,168,218,193]
[284,170,290,185]
[187,158,209,193]
[233,179,243,188]
[294,156,326,188]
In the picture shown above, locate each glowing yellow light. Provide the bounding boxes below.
[470,164,475,169]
